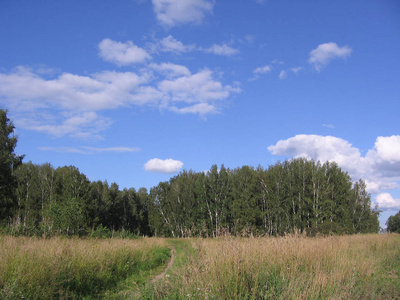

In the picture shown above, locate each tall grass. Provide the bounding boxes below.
[1,234,398,299]
[152,234,400,299]
[0,236,170,299]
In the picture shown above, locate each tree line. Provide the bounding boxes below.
[1,109,380,237]
[386,211,400,233]
[147,162,380,237]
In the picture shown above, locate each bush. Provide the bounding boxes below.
[90,225,112,238]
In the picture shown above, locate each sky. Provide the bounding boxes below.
[1,0,399,228]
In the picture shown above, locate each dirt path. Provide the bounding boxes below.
[150,245,176,284]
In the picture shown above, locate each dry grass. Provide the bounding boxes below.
[153,234,400,299]
[1,234,399,299]
[0,236,170,299]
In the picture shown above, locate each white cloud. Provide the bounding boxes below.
[98,39,151,66]
[308,42,352,71]
[18,111,112,140]
[272,59,284,65]
[290,67,304,74]
[249,65,271,81]
[158,69,241,107]
[0,67,156,112]
[169,102,217,115]
[254,65,271,74]
[144,158,183,173]
[244,35,256,44]
[268,135,364,173]
[159,35,195,54]
[277,67,303,80]
[375,193,400,211]
[38,147,88,154]
[267,134,400,202]
[150,62,191,78]
[279,70,287,80]
[204,44,239,56]
[371,136,400,164]
[82,146,140,153]
[365,136,400,183]
[0,64,238,137]
[39,146,140,154]
[152,0,214,28]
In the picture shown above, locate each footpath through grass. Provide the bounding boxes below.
[1,234,399,299]
[0,236,170,299]
[147,234,400,299]
[139,238,198,299]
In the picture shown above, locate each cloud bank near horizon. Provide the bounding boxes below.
[268,134,400,211]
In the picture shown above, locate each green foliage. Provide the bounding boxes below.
[386,211,400,233]
[148,159,379,237]
[0,237,170,299]
[8,158,380,237]
[0,109,23,223]
[90,224,113,238]
[2,110,380,237]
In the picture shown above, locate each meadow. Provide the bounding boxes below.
[0,237,170,299]
[0,234,399,299]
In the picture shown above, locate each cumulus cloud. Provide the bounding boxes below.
[169,102,217,115]
[0,67,155,112]
[150,62,191,78]
[98,39,151,66]
[371,136,400,164]
[267,134,400,210]
[365,136,400,182]
[375,193,400,211]
[158,69,241,106]
[249,65,271,81]
[268,135,364,173]
[204,44,239,56]
[0,64,238,138]
[144,158,183,173]
[308,42,352,71]
[159,35,196,54]
[254,65,271,74]
[152,0,214,28]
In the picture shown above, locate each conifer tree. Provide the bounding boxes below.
[0,109,23,223]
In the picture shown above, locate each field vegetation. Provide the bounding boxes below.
[1,101,399,299]
[150,234,400,299]
[0,236,170,299]
[1,234,398,299]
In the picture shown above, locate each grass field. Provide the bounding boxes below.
[0,234,399,299]
[0,236,170,299]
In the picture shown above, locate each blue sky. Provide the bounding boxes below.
[1,0,399,228]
